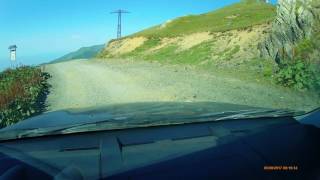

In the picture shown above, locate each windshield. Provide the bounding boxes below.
[0,0,319,135]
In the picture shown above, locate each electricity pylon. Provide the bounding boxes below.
[111,9,130,39]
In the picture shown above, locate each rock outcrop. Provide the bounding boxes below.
[259,0,320,63]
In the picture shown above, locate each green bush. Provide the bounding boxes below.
[276,60,317,90]
[0,66,51,128]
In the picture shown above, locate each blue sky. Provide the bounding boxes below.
[0,0,277,70]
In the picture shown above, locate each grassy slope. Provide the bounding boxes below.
[101,1,276,59]
[52,44,104,63]
[132,1,276,37]
[99,1,277,84]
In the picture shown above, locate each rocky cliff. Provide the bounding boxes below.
[259,0,320,63]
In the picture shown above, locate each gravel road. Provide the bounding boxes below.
[45,59,319,112]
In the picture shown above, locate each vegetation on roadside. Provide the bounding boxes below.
[276,60,318,90]
[0,66,51,128]
[275,18,320,92]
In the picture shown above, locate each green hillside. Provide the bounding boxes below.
[99,1,277,71]
[98,0,320,93]
[52,44,104,63]
[132,1,276,38]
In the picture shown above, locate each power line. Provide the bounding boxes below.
[111,9,130,39]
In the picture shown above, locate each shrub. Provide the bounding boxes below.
[0,66,51,128]
[276,60,317,90]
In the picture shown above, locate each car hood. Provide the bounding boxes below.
[1,102,300,133]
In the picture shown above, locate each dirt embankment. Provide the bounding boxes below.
[99,24,272,68]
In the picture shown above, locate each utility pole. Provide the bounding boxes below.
[111,9,130,39]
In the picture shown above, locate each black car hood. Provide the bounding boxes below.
[0,102,299,133]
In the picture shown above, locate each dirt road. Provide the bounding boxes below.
[45,59,319,112]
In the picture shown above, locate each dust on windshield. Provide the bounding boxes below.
[0,0,319,129]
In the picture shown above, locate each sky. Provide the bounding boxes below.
[0,0,277,70]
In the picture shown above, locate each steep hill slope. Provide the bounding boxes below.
[98,1,276,70]
[133,0,275,37]
[52,44,104,63]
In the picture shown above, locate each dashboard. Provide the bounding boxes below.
[0,113,319,180]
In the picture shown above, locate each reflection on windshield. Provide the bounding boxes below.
[0,0,319,131]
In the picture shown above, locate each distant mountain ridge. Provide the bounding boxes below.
[51,44,104,63]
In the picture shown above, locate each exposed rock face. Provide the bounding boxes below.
[259,0,319,63]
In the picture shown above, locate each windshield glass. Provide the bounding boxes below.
[0,0,319,135]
